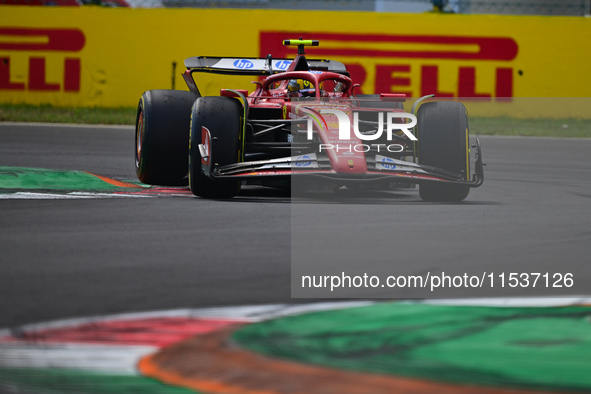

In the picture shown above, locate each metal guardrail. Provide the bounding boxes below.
[455,0,590,15]
[3,0,589,15]
[138,0,591,15]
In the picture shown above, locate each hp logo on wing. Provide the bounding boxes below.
[380,157,397,170]
[295,155,312,167]
[274,60,292,70]
[233,59,254,69]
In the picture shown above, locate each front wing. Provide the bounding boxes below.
[204,138,484,188]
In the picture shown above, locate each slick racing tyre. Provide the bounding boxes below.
[189,96,242,198]
[417,101,471,202]
[135,89,200,186]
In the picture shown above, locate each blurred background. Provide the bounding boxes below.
[1,1,590,393]
[0,0,589,14]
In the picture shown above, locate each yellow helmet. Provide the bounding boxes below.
[288,79,315,96]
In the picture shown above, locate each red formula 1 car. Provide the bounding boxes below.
[135,39,483,201]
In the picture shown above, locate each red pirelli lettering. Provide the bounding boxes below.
[0,57,25,90]
[261,32,518,61]
[421,65,453,97]
[375,65,412,96]
[0,28,85,52]
[495,68,513,99]
[458,67,491,98]
[0,28,85,92]
[64,58,81,92]
[29,57,59,91]
[260,31,517,99]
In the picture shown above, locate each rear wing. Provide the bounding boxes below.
[182,56,349,95]
[184,56,348,76]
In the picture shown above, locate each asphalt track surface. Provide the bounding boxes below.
[1,123,590,328]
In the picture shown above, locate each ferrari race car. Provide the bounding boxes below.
[135,39,484,201]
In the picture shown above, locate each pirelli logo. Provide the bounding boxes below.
[0,27,85,92]
[260,32,519,99]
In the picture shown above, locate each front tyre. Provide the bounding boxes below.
[189,96,242,198]
[135,89,199,186]
[417,101,471,202]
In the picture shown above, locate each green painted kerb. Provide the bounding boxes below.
[233,303,591,392]
[0,166,135,191]
[0,368,199,394]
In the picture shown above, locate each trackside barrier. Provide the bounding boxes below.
[0,6,590,118]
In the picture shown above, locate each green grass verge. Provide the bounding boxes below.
[1,104,590,138]
[470,117,591,138]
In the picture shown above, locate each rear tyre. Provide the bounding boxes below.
[135,89,200,186]
[189,96,242,198]
[417,101,470,202]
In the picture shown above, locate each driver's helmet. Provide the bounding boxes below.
[288,79,315,97]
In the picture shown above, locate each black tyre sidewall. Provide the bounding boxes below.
[417,101,470,202]
[135,89,199,186]
[189,96,242,198]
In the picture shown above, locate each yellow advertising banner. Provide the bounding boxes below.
[1,7,590,117]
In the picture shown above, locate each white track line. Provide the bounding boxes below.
[0,342,156,375]
[0,122,133,130]
[0,192,151,199]
[2,302,373,335]
[3,298,589,337]
[0,302,370,375]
